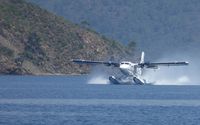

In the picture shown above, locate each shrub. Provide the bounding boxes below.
[0,46,14,57]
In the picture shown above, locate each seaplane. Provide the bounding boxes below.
[72,52,189,85]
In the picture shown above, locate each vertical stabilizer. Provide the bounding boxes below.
[140,51,145,64]
[137,51,145,76]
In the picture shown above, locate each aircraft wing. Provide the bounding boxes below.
[72,59,120,67]
[139,61,189,69]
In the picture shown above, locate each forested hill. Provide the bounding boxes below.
[0,0,133,75]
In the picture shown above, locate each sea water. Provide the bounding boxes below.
[0,76,200,125]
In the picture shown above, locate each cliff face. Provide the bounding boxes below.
[0,0,133,75]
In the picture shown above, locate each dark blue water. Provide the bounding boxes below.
[0,76,200,125]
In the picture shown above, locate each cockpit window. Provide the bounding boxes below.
[121,62,130,65]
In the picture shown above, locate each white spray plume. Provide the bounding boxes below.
[87,75,109,84]
[87,66,110,85]
[144,52,199,85]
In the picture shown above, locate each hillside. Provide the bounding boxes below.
[28,0,200,60]
[0,0,133,75]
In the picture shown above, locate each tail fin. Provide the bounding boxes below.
[137,51,145,76]
[140,51,145,64]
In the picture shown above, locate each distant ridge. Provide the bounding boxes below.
[0,0,133,75]
[28,0,200,59]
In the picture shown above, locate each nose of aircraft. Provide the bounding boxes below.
[119,64,131,76]
[119,64,131,73]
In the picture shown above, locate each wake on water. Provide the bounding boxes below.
[87,74,191,85]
